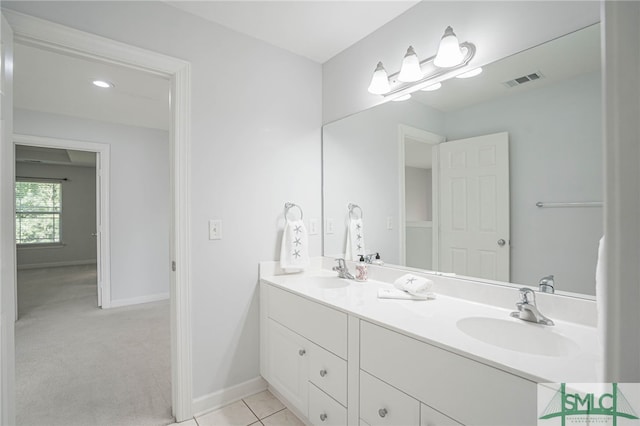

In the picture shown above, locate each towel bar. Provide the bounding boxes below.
[535,201,602,208]
[284,202,303,221]
[348,203,363,219]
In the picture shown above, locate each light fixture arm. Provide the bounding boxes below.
[383,41,476,98]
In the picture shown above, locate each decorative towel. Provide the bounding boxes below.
[377,288,435,301]
[280,219,310,272]
[393,274,434,297]
[345,218,366,261]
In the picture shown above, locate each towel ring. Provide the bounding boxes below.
[348,203,363,220]
[284,202,303,221]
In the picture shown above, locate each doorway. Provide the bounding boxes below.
[3,9,193,423]
[398,124,445,269]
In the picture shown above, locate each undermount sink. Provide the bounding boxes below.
[456,316,580,357]
[306,276,350,289]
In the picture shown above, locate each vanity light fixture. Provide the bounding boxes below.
[92,80,114,89]
[398,46,422,82]
[433,26,465,68]
[456,67,483,79]
[367,26,476,99]
[421,82,442,91]
[367,62,391,95]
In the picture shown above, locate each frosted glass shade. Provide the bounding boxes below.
[434,26,464,68]
[367,62,391,94]
[392,94,411,102]
[421,82,442,91]
[398,46,423,82]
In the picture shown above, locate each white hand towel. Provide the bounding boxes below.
[393,274,434,296]
[345,218,366,261]
[280,219,310,272]
[377,288,435,301]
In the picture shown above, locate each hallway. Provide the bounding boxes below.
[15,265,173,426]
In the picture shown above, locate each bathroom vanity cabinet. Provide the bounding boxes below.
[260,263,597,426]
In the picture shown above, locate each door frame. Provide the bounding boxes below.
[4,10,194,421]
[397,124,445,268]
[14,134,110,309]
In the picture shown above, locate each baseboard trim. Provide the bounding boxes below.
[17,259,96,270]
[109,293,169,308]
[192,376,268,417]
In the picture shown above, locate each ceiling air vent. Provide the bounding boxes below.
[502,71,545,88]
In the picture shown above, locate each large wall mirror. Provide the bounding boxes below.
[322,23,601,297]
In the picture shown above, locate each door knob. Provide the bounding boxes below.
[298,349,306,356]
[319,369,327,377]
[497,239,506,246]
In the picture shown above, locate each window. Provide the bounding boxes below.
[15,181,62,244]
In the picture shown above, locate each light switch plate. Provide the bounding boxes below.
[209,219,222,240]
[309,218,319,235]
[325,218,335,234]
[386,217,393,230]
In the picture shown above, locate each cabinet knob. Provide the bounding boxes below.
[319,369,327,377]
[378,408,388,418]
[319,413,327,422]
[298,349,306,356]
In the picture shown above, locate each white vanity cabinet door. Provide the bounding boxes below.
[360,370,420,426]
[309,383,347,426]
[267,319,310,416]
[309,341,348,406]
[421,403,462,426]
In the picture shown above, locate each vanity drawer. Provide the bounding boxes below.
[309,383,347,426]
[360,370,420,426]
[421,403,462,426]
[360,321,537,426]
[267,285,348,359]
[309,341,347,405]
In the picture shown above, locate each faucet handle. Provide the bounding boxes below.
[334,258,346,268]
[518,287,536,304]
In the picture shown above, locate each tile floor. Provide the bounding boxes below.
[170,390,304,426]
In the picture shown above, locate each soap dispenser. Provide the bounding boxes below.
[355,255,368,282]
[372,252,384,266]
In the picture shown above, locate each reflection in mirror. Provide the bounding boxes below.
[322,24,601,296]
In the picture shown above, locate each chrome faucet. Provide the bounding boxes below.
[538,275,555,294]
[510,288,554,326]
[332,258,354,279]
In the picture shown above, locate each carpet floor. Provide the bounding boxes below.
[15,265,173,426]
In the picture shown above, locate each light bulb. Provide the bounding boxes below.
[367,62,391,95]
[456,67,483,79]
[398,46,423,82]
[392,94,411,102]
[421,82,442,91]
[434,26,464,68]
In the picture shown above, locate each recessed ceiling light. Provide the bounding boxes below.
[421,82,442,92]
[92,80,114,89]
[456,68,483,79]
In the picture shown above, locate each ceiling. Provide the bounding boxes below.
[14,43,171,131]
[165,1,420,63]
[15,146,96,168]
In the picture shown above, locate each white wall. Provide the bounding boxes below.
[2,1,323,403]
[323,100,443,263]
[405,167,431,222]
[445,72,602,294]
[14,109,170,304]
[16,162,97,268]
[322,1,600,124]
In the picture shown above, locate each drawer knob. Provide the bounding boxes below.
[298,349,306,356]
[320,413,327,422]
[378,408,388,418]
[319,369,327,377]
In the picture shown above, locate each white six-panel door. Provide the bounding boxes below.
[438,132,510,281]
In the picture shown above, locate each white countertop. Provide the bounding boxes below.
[260,266,602,384]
